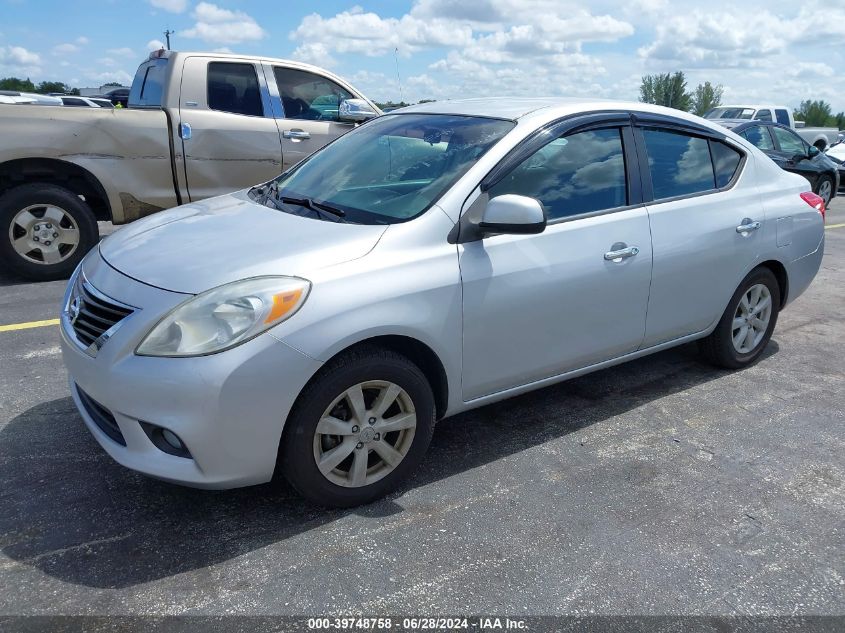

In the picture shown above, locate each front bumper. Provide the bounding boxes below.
[60,251,323,489]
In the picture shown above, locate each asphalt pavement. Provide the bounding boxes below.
[0,203,843,618]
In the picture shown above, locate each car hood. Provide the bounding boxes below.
[99,190,388,294]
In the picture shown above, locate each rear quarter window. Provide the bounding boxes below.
[710,141,743,188]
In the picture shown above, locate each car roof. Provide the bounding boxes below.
[392,97,731,126]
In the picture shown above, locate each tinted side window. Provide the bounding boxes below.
[129,58,167,108]
[770,126,806,155]
[207,62,263,117]
[739,126,774,151]
[489,128,627,220]
[274,67,353,122]
[642,128,715,199]
[755,109,773,122]
[775,109,790,126]
[710,141,742,188]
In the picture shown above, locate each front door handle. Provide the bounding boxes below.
[283,129,311,140]
[736,219,761,234]
[604,244,640,262]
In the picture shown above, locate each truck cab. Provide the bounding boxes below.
[704,104,794,127]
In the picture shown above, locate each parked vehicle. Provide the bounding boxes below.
[0,50,379,280]
[714,120,839,204]
[0,90,62,105]
[60,98,825,507]
[100,87,129,107]
[704,104,840,150]
[59,95,113,108]
[825,142,845,193]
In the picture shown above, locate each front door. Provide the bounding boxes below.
[459,125,653,401]
[269,65,357,170]
[178,56,284,201]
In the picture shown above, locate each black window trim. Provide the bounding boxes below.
[206,60,268,119]
[632,117,747,205]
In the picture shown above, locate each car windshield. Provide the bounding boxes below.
[257,113,514,224]
[705,107,755,120]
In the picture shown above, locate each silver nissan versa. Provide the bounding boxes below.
[60,98,825,507]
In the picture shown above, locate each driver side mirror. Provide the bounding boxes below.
[338,98,378,123]
[807,145,820,158]
[479,195,546,235]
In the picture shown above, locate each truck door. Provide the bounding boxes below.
[265,64,358,170]
[178,56,284,201]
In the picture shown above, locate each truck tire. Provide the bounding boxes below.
[0,183,99,281]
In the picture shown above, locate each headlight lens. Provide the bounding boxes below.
[136,276,310,357]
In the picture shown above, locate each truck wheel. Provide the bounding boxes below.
[0,183,99,281]
[815,175,834,205]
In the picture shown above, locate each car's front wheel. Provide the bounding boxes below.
[816,175,834,206]
[279,346,435,507]
[699,267,781,369]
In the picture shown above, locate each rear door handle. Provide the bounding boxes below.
[736,219,761,234]
[604,245,640,262]
[283,129,311,140]
[179,122,191,140]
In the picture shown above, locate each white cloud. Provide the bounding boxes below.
[148,0,188,13]
[107,47,135,58]
[76,36,89,45]
[291,42,337,68]
[147,39,166,51]
[53,43,80,55]
[0,45,41,73]
[91,70,133,85]
[181,2,266,44]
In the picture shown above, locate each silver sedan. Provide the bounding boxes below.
[60,98,826,507]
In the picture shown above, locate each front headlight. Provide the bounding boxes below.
[136,276,310,357]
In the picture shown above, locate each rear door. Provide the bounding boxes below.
[636,120,762,347]
[178,56,284,201]
[265,64,358,170]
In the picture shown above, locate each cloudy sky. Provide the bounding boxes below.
[1,0,843,111]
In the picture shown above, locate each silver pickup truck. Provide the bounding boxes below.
[0,50,379,280]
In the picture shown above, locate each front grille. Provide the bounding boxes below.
[77,386,126,446]
[70,280,134,348]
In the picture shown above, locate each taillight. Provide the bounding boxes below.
[800,191,826,221]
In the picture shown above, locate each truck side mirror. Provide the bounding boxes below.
[338,99,378,123]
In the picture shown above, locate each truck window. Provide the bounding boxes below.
[775,109,790,126]
[755,109,772,122]
[129,58,168,108]
[207,62,263,117]
[273,67,353,122]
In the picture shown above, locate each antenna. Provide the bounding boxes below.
[164,29,174,50]
[393,47,405,104]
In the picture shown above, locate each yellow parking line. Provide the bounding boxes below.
[825,223,845,230]
[0,318,60,332]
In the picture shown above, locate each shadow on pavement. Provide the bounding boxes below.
[0,340,779,588]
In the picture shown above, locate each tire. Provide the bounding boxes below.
[0,183,99,281]
[279,346,436,508]
[699,267,780,370]
[815,175,834,206]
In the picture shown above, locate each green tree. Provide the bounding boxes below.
[690,81,723,116]
[793,100,833,127]
[102,81,123,87]
[36,80,72,94]
[0,76,36,91]
[639,72,691,112]
[833,112,845,130]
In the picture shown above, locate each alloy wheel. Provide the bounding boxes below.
[818,180,832,204]
[313,380,417,488]
[731,283,772,354]
[9,204,80,265]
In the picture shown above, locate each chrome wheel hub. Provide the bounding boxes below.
[313,380,417,488]
[731,283,772,354]
[9,204,80,265]
[818,180,832,204]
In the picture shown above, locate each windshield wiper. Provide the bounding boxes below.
[279,196,347,219]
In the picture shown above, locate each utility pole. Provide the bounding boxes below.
[393,47,404,105]
[164,29,174,50]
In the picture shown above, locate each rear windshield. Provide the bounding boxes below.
[704,107,755,120]
[129,58,168,108]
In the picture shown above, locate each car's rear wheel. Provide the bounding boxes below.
[0,183,99,281]
[279,346,435,507]
[816,175,834,205]
[699,267,780,369]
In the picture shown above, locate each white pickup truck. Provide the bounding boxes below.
[0,50,379,280]
[704,104,841,151]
